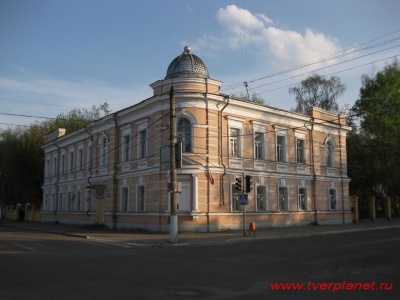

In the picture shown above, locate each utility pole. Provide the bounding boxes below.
[168,46,191,243]
[169,86,178,243]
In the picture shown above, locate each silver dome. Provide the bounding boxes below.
[165,47,209,80]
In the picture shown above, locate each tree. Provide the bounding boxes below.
[0,102,111,207]
[234,92,266,105]
[350,59,400,213]
[289,74,346,114]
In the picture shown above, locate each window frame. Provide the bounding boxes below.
[298,187,307,210]
[326,140,334,167]
[137,185,145,212]
[296,138,306,164]
[254,132,264,160]
[121,187,129,212]
[278,186,289,211]
[329,188,337,210]
[256,185,267,211]
[177,117,192,153]
[229,128,240,157]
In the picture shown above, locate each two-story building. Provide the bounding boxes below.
[41,47,352,232]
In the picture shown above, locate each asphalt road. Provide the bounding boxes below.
[0,226,399,300]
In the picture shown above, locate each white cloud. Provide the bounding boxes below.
[195,5,343,71]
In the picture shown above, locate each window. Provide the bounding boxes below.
[326,141,334,167]
[231,184,242,211]
[229,128,239,157]
[52,157,57,175]
[298,187,307,210]
[69,151,74,173]
[101,137,108,166]
[296,139,306,164]
[276,136,286,162]
[50,194,55,211]
[87,145,92,170]
[78,149,83,171]
[76,191,81,211]
[137,186,145,212]
[85,190,91,211]
[329,188,337,210]
[44,194,48,211]
[67,192,72,211]
[138,130,147,159]
[45,158,50,177]
[123,135,130,162]
[121,187,129,212]
[256,185,267,211]
[177,118,192,152]
[254,132,264,159]
[58,193,63,212]
[60,154,65,175]
[278,187,288,211]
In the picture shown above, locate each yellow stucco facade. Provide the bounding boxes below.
[41,48,352,232]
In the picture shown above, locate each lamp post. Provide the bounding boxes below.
[169,46,190,243]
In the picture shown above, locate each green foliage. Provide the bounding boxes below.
[0,102,111,206]
[349,59,400,203]
[233,92,266,105]
[289,74,346,114]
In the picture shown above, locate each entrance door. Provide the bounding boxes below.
[178,183,190,212]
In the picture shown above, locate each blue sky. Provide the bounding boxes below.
[1,0,399,129]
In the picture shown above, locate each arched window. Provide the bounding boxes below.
[326,140,334,167]
[177,118,192,152]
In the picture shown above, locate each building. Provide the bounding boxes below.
[41,47,352,232]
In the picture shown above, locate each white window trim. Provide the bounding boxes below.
[60,150,66,175]
[252,121,267,160]
[298,186,308,211]
[229,127,241,157]
[275,125,288,163]
[256,184,268,212]
[121,186,129,212]
[226,116,245,158]
[278,185,289,211]
[328,187,337,210]
[99,135,108,167]
[68,149,74,173]
[136,121,148,160]
[77,144,83,172]
[137,185,146,212]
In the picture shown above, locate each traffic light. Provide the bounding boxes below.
[235,177,242,192]
[245,175,253,193]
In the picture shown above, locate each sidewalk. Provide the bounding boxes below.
[2,218,400,247]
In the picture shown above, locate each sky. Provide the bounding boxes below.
[1,0,399,130]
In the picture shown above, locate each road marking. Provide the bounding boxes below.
[12,243,35,251]
[335,237,400,248]
[86,239,133,249]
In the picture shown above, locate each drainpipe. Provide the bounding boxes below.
[84,124,93,217]
[219,95,230,206]
[112,113,119,229]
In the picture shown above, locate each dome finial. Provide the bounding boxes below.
[183,46,191,54]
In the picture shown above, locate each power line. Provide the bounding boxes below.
[0,112,54,119]
[221,30,400,92]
